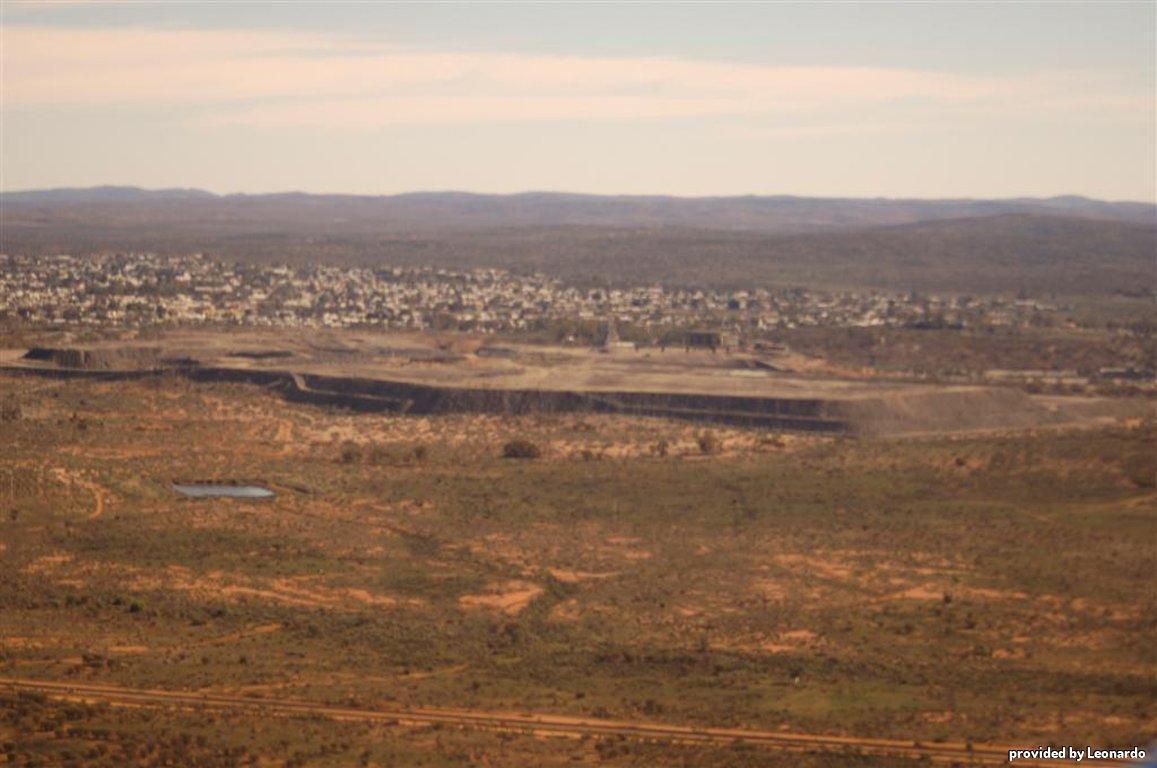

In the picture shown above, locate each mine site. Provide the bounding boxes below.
[6,329,1150,436]
[3,313,1154,767]
[2,2,1156,767]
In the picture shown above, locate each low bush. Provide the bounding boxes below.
[339,441,363,464]
[502,439,541,459]
[697,431,721,455]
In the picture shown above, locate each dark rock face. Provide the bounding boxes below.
[177,367,851,432]
[22,346,163,370]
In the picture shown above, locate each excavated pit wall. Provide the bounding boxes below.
[194,367,854,432]
[5,359,854,432]
[10,357,1144,435]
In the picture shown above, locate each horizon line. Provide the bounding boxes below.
[2,184,1154,207]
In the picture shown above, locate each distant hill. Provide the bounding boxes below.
[298,214,1152,295]
[2,187,1153,232]
[2,186,216,204]
[2,188,1154,295]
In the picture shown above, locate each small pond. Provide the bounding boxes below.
[172,484,275,499]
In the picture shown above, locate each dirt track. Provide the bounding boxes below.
[53,468,105,519]
[1,677,1131,766]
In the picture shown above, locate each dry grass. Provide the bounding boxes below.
[1,371,1153,765]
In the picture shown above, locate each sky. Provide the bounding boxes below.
[1,1,1154,200]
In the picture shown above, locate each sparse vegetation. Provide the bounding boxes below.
[343,441,432,466]
[0,371,1153,765]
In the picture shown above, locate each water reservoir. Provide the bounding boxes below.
[172,484,274,499]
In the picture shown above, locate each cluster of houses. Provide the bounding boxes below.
[2,251,1069,338]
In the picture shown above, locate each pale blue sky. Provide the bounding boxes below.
[2,1,1154,200]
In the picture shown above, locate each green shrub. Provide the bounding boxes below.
[339,441,363,464]
[697,431,721,455]
[502,439,541,459]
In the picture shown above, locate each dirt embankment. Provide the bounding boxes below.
[24,346,166,370]
[831,387,1154,436]
[8,349,1150,435]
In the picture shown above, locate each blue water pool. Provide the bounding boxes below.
[172,484,275,499]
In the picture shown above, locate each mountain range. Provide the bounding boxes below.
[2,187,1154,295]
[3,186,1153,232]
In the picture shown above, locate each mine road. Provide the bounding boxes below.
[1,677,1132,766]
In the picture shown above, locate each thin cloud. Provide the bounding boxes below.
[2,26,1149,129]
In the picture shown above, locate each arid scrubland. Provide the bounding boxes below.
[1,373,1153,765]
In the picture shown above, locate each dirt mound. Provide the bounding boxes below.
[830,387,1153,436]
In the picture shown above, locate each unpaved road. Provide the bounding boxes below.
[49,467,106,519]
[1,677,1132,766]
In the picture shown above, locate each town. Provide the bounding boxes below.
[1,252,1063,338]
[3,3,1155,766]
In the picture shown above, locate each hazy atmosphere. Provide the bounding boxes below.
[2,1,1155,199]
[2,3,1155,768]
